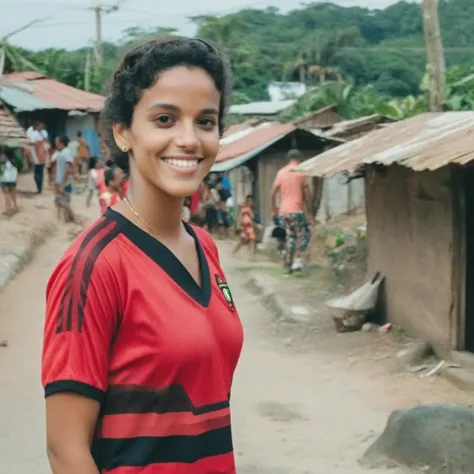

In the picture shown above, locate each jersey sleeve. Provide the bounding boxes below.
[41,252,120,403]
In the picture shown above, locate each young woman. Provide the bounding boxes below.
[41,37,244,474]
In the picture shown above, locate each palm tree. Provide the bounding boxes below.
[190,15,244,52]
[0,42,41,76]
[285,28,360,85]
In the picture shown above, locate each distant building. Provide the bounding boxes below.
[229,100,296,121]
[0,72,104,156]
[211,122,342,227]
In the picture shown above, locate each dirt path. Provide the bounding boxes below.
[0,228,472,473]
[219,245,474,474]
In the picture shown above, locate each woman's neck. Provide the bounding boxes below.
[125,173,184,241]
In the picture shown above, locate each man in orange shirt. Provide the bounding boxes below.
[270,149,313,274]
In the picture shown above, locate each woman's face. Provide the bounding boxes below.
[115,66,221,198]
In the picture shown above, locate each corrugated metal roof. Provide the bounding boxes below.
[295,112,474,177]
[325,113,394,138]
[212,125,341,172]
[0,85,55,112]
[223,123,252,138]
[0,102,28,147]
[212,132,290,172]
[291,104,343,128]
[220,122,273,146]
[0,71,105,112]
[217,123,295,163]
[229,100,296,116]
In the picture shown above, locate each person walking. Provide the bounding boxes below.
[26,121,47,193]
[41,36,243,474]
[270,149,313,274]
[54,135,75,223]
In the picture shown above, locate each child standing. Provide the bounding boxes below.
[233,194,256,259]
[86,157,100,208]
[1,148,19,217]
[99,167,122,215]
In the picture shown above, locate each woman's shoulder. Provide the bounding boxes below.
[51,216,123,285]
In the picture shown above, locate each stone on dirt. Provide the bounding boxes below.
[359,404,474,473]
[361,322,376,332]
[289,305,311,323]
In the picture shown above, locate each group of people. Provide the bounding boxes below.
[88,158,129,215]
[181,148,313,272]
[183,176,233,232]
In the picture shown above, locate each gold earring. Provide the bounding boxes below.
[121,145,128,152]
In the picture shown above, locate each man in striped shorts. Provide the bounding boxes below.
[270,149,313,274]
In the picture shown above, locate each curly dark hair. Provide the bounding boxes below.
[101,36,232,172]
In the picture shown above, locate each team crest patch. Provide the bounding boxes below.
[215,275,235,311]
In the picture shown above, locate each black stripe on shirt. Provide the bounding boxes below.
[102,384,230,415]
[92,426,233,470]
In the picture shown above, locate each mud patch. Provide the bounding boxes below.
[257,401,308,422]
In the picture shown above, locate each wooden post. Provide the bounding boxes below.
[93,6,103,66]
[422,0,446,112]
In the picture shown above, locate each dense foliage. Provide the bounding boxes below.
[2,0,474,121]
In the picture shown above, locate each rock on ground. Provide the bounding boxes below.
[360,404,474,473]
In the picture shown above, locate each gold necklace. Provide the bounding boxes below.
[123,196,167,246]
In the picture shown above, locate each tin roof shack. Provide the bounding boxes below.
[0,101,28,148]
[0,72,105,155]
[212,123,341,227]
[295,111,474,356]
[325,113,394,141]
[291,104,344,131]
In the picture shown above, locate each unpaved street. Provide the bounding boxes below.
[0,225,472,473]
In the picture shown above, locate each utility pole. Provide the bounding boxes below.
[90,1,127,66]
[93,6,103,65]
[422,0,446,112]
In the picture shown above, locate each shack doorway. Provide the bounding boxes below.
[464,168,474,352]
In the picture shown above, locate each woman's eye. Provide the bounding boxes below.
[199,118,217,128]
[154,115,175,126]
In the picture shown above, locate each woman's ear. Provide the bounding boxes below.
[112,122,130,152]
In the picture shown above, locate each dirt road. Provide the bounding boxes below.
[0,226,472,473]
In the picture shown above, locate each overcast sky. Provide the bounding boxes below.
[0,0,418,51]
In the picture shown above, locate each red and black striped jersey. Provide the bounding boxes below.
[42,208,244,473]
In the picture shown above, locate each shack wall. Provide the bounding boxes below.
[365,164,453,350]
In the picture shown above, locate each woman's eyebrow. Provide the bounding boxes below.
[201,108,219,115]
[147,103,218,115]
[147,103,180,112]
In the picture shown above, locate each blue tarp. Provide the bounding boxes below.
[82,129,100,157]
